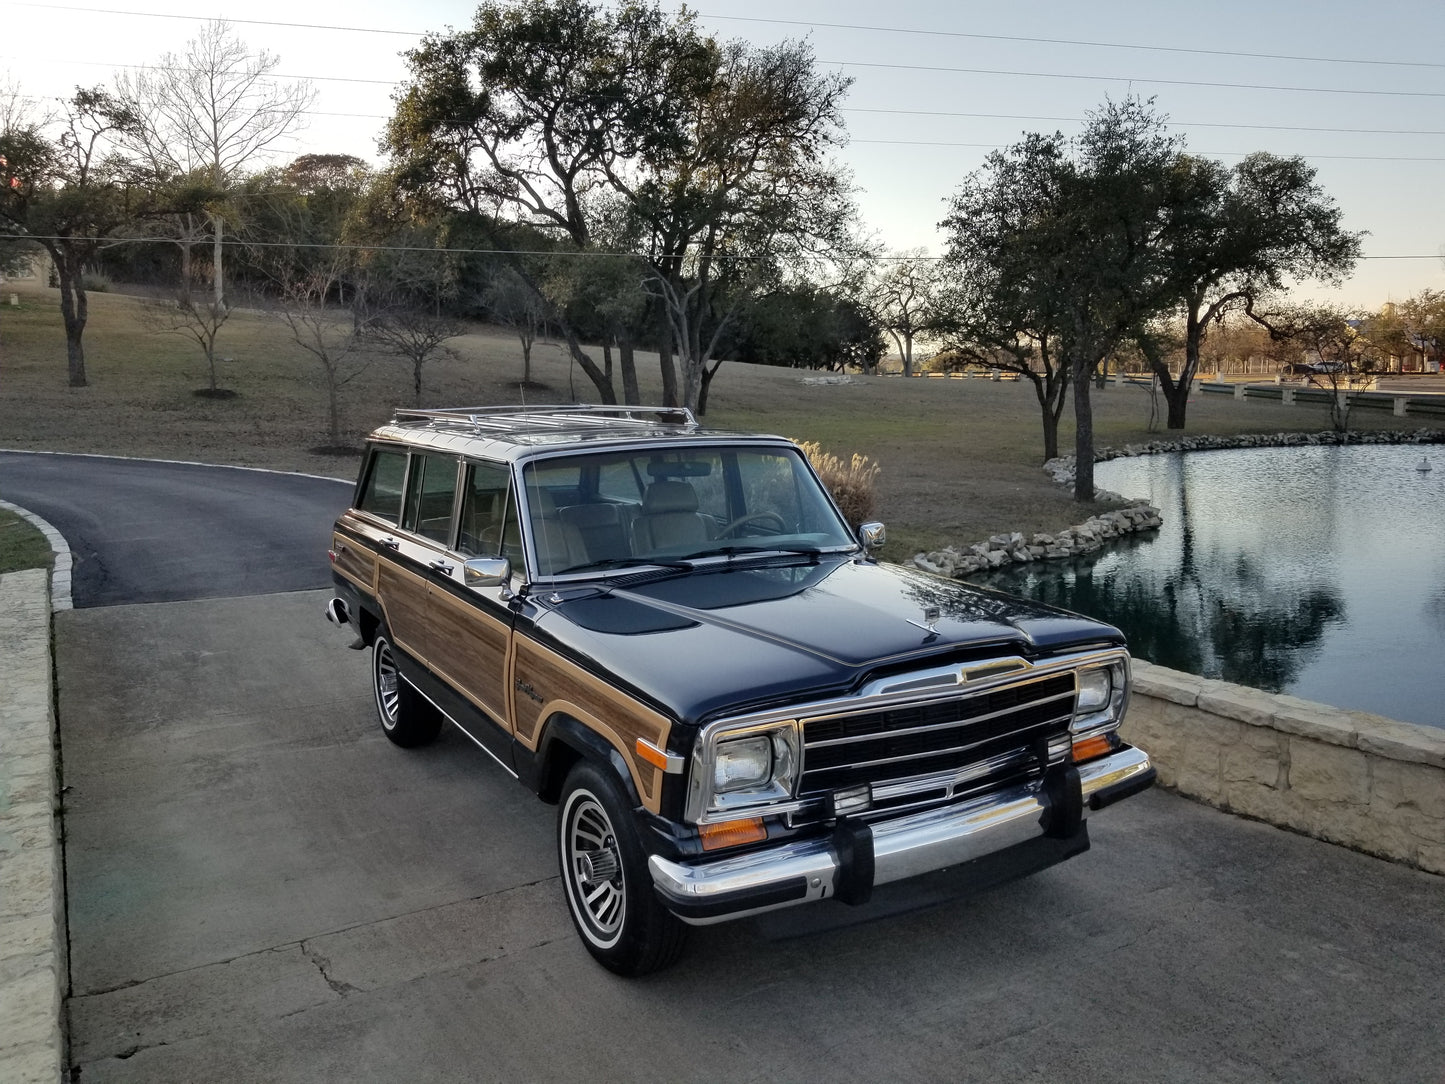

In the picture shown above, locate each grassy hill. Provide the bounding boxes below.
[3,278,1438,566]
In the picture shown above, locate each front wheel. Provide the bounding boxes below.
[372,634,442,747]
[558,760,687,976]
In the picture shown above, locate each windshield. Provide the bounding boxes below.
[521,444,857,577]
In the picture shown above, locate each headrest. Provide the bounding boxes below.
[563,502,622,527]
[529,487,559,516]
[642,480,699,514]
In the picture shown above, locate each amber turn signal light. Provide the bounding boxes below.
[1072,733,1114,764]
[699,817,767,852]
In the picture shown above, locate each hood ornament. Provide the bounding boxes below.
[907,605,942,635]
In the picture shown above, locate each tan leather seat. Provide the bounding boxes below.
[630,481,712,553]
[529,489,588,574]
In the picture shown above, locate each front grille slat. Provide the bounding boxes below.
[805,690,1075,750]
[799,672,1075,802]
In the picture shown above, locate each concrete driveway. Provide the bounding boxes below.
[9,453,1444,1082]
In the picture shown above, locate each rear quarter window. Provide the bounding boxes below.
[356,449,408,523]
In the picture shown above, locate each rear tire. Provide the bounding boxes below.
[558,760,687,976]
[372,634,442,747]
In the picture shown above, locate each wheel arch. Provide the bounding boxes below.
[533,713,643,808]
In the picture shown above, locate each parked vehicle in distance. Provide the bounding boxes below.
[325,406,1155,974]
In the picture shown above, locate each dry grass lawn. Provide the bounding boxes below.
[3,278,1440,563]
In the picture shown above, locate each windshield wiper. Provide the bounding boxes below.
[676,543,827,562]
[555,556,693,575]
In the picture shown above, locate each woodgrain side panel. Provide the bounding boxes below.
[377,562,430,660]
[425,587,512,725]
[512,639,673,813]
[330,531,377,591]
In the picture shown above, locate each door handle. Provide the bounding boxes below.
[429,559,455,576]
[380,537,400,550]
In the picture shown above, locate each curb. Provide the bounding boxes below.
[0,569,65,1084]
[0,499,72,612]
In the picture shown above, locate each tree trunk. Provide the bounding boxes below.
[1071,355,1096,502]
[658,310,678,407]
[326,367,342,446]
[413,358,424,405]
[1040,399,1059,462]
[51,247,89,387]
[619,336,639,405]
[212,214,225,310]
[681,358,703,414]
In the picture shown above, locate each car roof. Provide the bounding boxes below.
[366,405,790,463]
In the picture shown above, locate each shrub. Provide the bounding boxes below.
[81,272,112,293]
[796,440,881,526]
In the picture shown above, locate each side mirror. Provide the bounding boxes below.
[858,522,886,550]
[463,556,512,590]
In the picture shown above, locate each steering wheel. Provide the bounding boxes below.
[718,511,787,538]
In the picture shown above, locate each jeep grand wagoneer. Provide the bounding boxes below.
[325,406,1155,974]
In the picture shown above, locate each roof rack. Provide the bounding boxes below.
[391,405,698,434]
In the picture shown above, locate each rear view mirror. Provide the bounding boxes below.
[858,522,886,550]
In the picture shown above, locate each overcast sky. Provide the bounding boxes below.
[5,0,1443,307]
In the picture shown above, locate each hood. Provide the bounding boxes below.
[531,557,1124,725]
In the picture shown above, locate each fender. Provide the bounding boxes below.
[525,713,644,808]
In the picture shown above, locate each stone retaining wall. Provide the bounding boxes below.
[0,569,65,1084]
[1123,660,1445,875]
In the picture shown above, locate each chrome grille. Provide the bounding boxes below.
[799,673,1075,797]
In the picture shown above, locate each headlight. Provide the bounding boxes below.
[1073,660,1129,734]
[1077,668,1113,712]
[715,736,773,793]
[691,722,801,820]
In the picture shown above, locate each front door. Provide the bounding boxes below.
[416,459,521,763]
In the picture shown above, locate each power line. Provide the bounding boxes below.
[825,59,1445,100]
[16,2,1445,73]
[693,13,1445,72]
[8,11,1445,100]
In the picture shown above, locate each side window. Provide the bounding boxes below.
[356,449,407,523]
[400,454,460,546]
[458,461,517,559]
[738,452,803,528]
[597,459,643,503]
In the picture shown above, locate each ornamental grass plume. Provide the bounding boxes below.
[795,440,881,526]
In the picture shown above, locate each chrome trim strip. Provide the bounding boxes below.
[867,748,1035,803]
[650,746,1150,926]
[403,675,519,780]
[804,711,1074,777]
[802,690,1075,750]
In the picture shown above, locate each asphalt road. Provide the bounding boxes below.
[0,450,350,607]
[6,453,1444,1083]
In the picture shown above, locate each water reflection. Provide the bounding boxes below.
[973,444,1444,728]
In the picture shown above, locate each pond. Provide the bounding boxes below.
[973,443,1445,729]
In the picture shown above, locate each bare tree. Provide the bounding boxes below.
[868,249,943,377]
[264,248,369,449]
[1251,302,1376,433]
[482,266,547,386]
[134,292,233,396]
[357,294,464,404]
[115,20,315,309]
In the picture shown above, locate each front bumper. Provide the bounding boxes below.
[649,744,1154,925]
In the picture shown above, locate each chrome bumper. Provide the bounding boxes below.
[649,745,1154,926]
